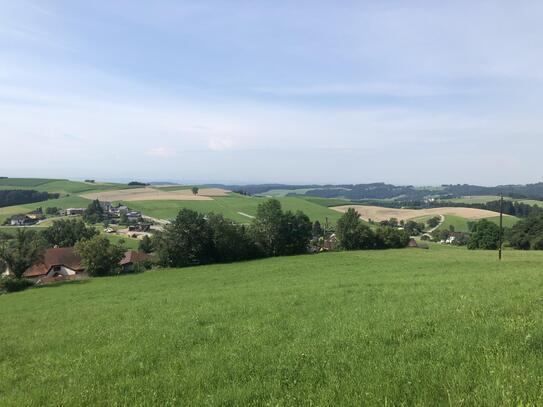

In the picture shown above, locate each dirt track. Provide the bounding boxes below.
[331,205,508,222]
[80,187,230,202]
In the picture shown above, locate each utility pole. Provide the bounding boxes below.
[498,194,504,260]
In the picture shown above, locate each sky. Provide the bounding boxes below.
[1,0,543,185]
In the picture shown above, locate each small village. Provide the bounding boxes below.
[5,200,159,240]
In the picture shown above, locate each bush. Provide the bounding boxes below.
[132,259,155,273]
[467,219,500,250]
[507,216,543,250]
[1,277,33,293]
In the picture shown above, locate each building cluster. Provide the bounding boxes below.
[8,209,45,226]
[2,247,152,285]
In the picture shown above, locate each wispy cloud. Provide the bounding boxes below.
[252,82,477,98]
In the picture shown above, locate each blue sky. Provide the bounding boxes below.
[1,1,543,185]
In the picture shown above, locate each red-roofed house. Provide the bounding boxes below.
[120,250,152,273]
[23,247,87,284]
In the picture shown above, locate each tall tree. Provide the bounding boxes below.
[467,219,501,250]
[336,208,363,250]
[207,213,259,262]
[0,229,45,278]
[251,199,284,256]
[154,209,214,267]
[278,211,312,255]
[75,235,125,276]
[43,218,98,247]
[83,199,104,223]
[138,235,154,254]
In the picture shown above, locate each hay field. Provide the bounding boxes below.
[331,205,510,222]
[80,187,230,202]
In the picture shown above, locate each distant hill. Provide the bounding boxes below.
[209,182,543,201]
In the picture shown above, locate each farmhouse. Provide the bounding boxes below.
[126,211,141,222]
[322,233,338,251]
[65,208,86,216]
[26,209,44,220]
[22,247,87,284]
[120,250,152,273]
[128,223,151,232]
[9,214,37,226]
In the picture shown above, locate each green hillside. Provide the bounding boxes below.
[0,178,127,195]
[1,248,543,405]
[0,178,59,187]
[124,195,343,224]
[437,214,519,233]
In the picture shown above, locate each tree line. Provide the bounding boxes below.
[152,199,312,267]
[0,190,59,208]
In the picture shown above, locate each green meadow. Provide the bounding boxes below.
[437,214,519,233]
[1,247,543,405]
[124,195,343,224]
[0,178,127,195]
[104,233,140,250]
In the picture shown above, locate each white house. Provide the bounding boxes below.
[23,247,87,284]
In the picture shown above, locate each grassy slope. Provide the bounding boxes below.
[0,178,60,187]
[437,214,519,233]
[297,196,352,207]
[104,233,140,250]
[1,248,543,405]
[124,195,343,224]
[0,178,127,194]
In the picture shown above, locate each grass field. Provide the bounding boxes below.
[104,233,140,250]
[124,195,343,224]
[297,196,352,207]
[0,178,127,195]
[437,214,520,233]
[1,247,543,405]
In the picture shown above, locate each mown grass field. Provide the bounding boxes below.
[0,178,58,187]
[437,214,519,233]
[1,247,543,405]
[124,195,343,224]
[104,233,140,250]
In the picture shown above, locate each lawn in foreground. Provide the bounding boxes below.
[1,248,543,405]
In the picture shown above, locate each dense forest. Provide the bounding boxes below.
[0,190,59,208]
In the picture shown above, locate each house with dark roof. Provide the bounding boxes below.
[23,247,87,284]
[120,251,152,273]
[9,214,38,226]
